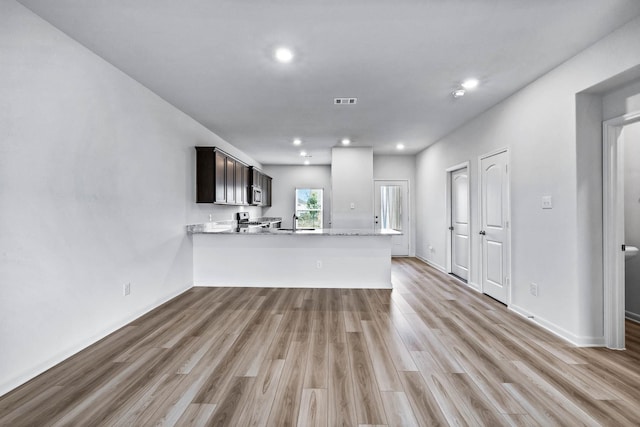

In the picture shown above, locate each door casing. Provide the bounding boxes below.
[445,162,472,286]
[603,111,640,349]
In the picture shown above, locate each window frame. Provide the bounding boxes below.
[294,188,324,229]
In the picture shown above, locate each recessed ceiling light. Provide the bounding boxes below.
[293,138,302,146]
[396,143,405,150]
[304,160,310,165]
[300,150,307,156]
[461,78,479,90]
[341,138,351,145]
[274,47,294,63]
[452,89,466,98]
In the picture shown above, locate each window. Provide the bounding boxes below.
[295,188,323,228]
[379,185,403,231]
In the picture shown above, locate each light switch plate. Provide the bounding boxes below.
[541,196,553,209]
[350,202,355,209]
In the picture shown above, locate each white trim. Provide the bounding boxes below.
[445,162,471,282]
[0,284,192,397]
[477,148,512,305]
[415,254,447,274]
[510,304,606,347]
[626,311,640,324]
[415,255,481,293]
[602,111,640,349]
[466,281,482,292]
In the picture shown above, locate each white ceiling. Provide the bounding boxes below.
[17,0,640,165]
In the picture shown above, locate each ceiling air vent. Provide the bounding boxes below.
[334,97,357,105]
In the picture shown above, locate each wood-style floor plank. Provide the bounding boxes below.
[3,258,640,426]
[297,388,327,427]
[328,342,358,427]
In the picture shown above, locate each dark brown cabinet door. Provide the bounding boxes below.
[243,165,250,205]
[235,163,247,204]
[225,157,236,204]
[214,151,227,203]
[263,176,272,207]
[252,168,261,188]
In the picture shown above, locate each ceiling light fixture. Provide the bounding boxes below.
[300,150,307,156]
[452,89,466,98]
[396,143,405,150]
[274,47,294,63]
[341,138,351,145]
[293,138,302,146]
[461,78,479,90]
[304,159,310,165]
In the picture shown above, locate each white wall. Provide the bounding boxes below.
[415,16,640,345]
[624,122,640,318]
[373,155,416,256]
[0,0,261,396]
[602,78,640,120]
[331,147,374,229]
[262,165,331,228]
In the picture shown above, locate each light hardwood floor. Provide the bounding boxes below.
[2,258,640,426]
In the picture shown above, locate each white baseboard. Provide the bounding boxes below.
[414,255,480,292]
[413,257,604,346]
[415,255,447,273]
[466,281,482,292]
[625,311,640,324]
[510,304,605,347]
[0,284,192,398]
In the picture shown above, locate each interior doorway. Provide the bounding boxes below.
[603,111,640,349]
[374,180,410,256]
[446,163,470,282]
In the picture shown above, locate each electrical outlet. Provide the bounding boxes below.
[123,282,131,296]
[316,260,322,269]
[529,282,538,297]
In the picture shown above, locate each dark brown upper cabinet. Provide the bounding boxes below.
[262,174,272,207]
[196,147,270,206]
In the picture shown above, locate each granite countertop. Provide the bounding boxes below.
[187,223,401,236]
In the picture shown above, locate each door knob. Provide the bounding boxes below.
[479,230,486,235]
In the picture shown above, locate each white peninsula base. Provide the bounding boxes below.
[192,232,393,289]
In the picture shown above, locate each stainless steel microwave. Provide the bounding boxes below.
[251,186,262,205]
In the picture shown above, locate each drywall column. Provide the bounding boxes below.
[331,147,374,228]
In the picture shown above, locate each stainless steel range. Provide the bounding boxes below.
[236,212,269,231]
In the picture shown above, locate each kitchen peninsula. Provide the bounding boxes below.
[187,223,399,289]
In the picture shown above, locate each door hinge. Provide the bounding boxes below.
[622,244,626,251]
[449,226,454,231]
[505,164,508,173]
[506,277,509,285]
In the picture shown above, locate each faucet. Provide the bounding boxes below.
[293,213,299,231]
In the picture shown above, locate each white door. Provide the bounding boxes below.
[480,150,510,304]
[450,168,469,281]
[374,180,409,256]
